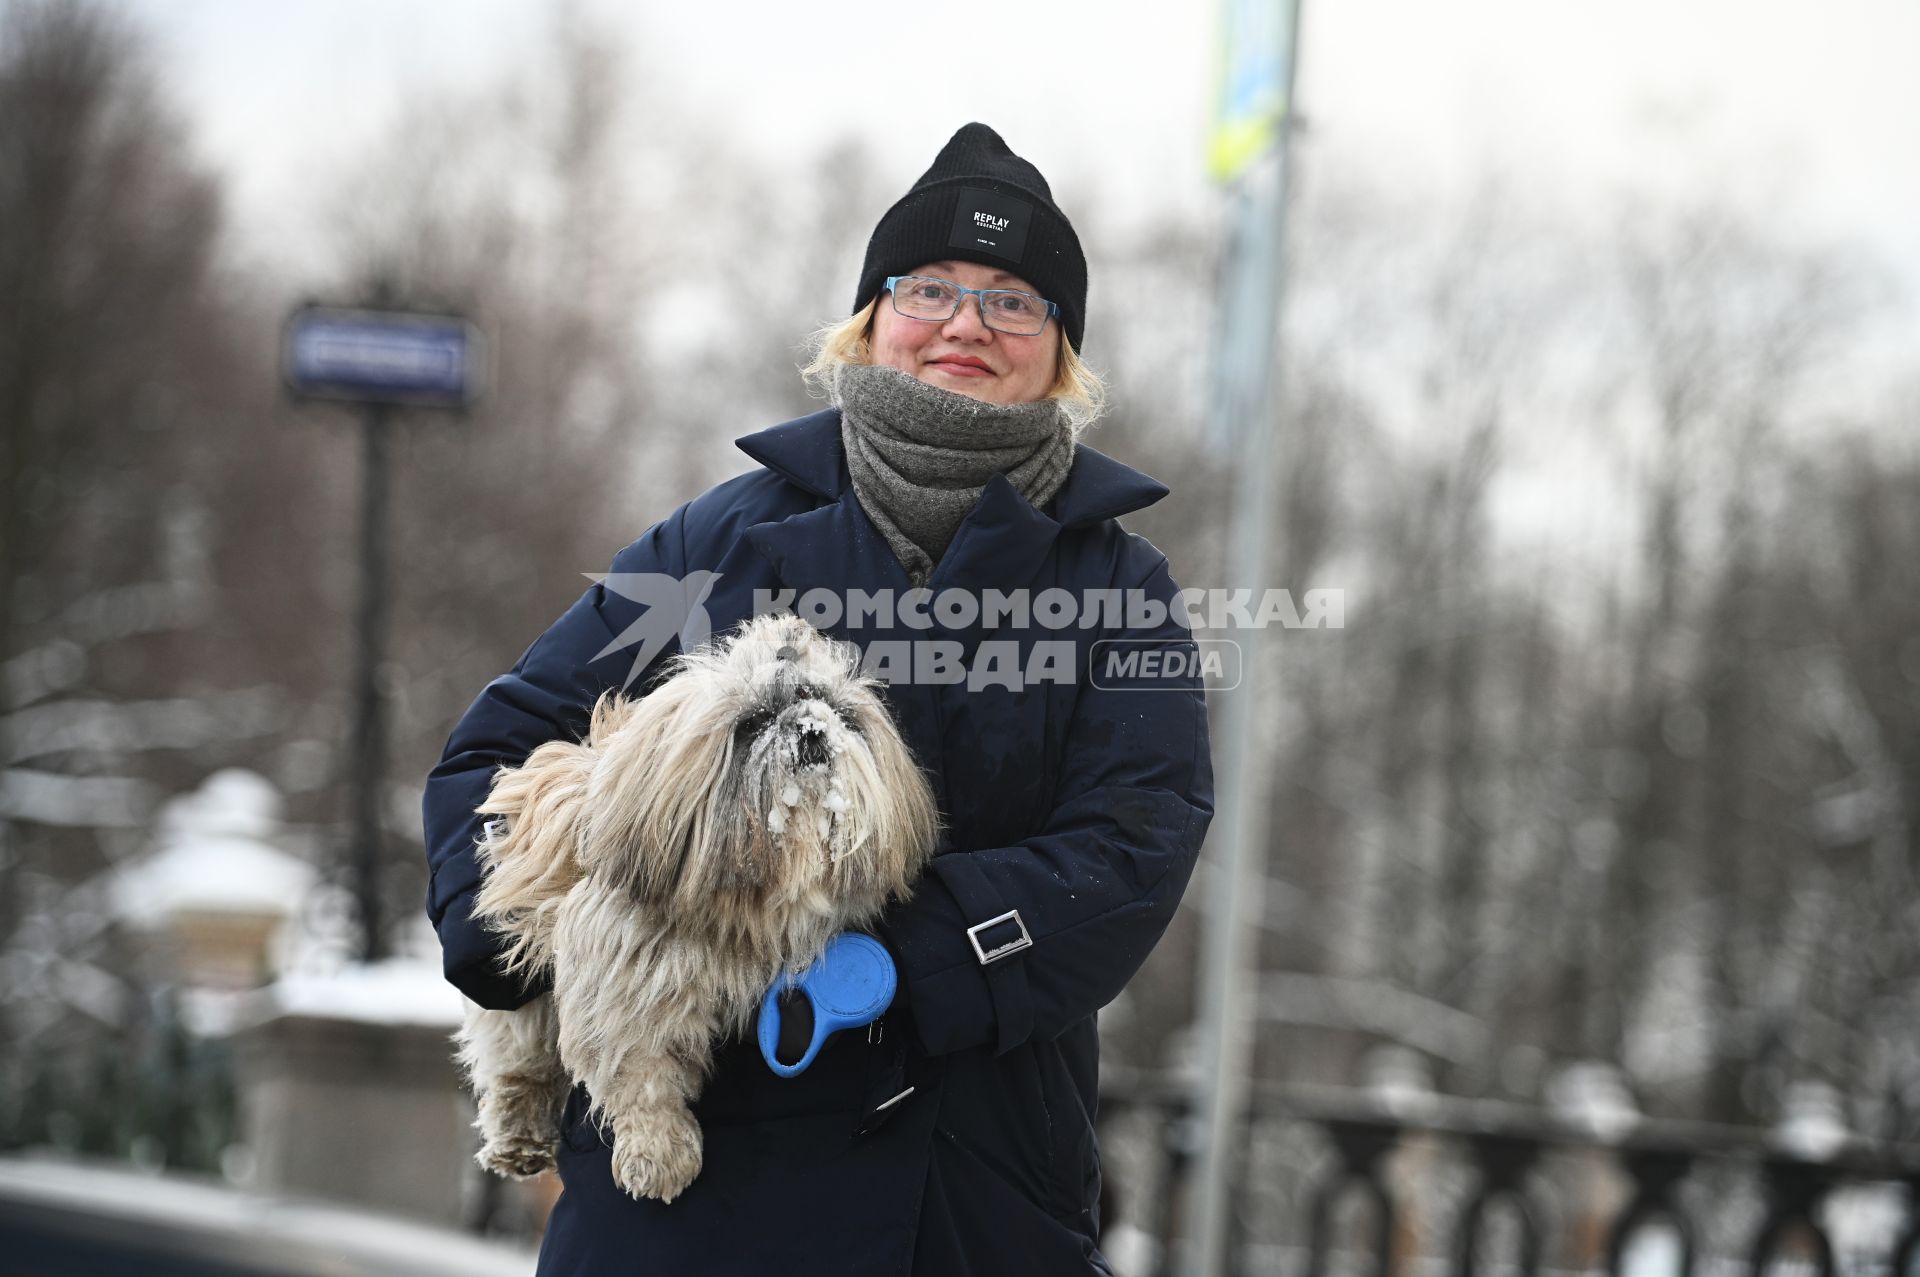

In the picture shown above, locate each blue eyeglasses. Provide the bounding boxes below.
[883,275,1059,336]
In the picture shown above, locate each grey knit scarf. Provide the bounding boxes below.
[836,362,1074,587]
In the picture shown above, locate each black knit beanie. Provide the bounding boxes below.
[854,123,1088,351]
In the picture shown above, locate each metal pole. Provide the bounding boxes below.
[1187,1,1305,1272]
[348,401,392,962]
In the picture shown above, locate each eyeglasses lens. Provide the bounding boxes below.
[890,277,1049,336]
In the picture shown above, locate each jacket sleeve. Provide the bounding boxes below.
[420,512,688,1010]
[876,548,1216,1057]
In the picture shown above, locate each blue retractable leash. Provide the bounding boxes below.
[758,933,896,1077]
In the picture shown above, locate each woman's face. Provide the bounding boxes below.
[868,259,1060,407]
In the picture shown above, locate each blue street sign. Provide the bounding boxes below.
[283,306,482,408]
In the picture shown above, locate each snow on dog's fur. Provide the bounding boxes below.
[452,613,939,1202]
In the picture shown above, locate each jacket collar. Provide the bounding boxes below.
[733,407,1170,527]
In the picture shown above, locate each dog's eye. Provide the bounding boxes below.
[831,705,861,733]
[733,707,774,746]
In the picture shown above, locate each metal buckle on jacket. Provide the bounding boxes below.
[966,909,1032,965]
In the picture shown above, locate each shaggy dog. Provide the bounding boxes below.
[452,613,939,1202]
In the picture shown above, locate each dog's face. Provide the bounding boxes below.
[579,614,937,924]
[720,616,871,831]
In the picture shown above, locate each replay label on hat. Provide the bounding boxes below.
[949,187,1030,263]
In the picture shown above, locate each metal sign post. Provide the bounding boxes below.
[1187,1,1305,1273]
[283,303,482,963]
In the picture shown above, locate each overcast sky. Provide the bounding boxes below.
[120,0,1919,297]
[95,0,1917,574]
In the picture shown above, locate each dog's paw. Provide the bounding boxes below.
[477,1132,557,1179]
[609,1108,704,1203]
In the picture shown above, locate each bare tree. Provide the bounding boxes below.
[0,0,247,1162]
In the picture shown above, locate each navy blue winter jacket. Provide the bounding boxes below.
[422,408,1214,1275]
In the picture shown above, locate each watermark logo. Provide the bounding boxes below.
[747,585,1343,635]
[586,570,722,691]
[1092,639,1243,691]
[584,573,1339,691]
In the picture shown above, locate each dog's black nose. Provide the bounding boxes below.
[796,730,831,768]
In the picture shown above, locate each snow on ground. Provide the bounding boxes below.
[88,768,468,1033]
[0,1152,533,1276]
[251,956,466,1030]
[106,768,315,924]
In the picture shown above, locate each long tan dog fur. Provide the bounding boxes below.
[452,613,939,1202]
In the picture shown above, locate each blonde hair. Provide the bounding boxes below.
[801,299,1107,436]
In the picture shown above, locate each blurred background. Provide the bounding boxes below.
[1,0,1916,1273]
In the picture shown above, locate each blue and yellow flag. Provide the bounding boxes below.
[1209,0,1298,183]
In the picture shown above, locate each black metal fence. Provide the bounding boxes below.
[1097,1074,1920,1277]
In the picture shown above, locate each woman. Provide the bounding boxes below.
[422,122,1214,1276]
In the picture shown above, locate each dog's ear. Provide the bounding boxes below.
[471,728,604,975]
[579,676,734,906]
[836,694,942,894]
